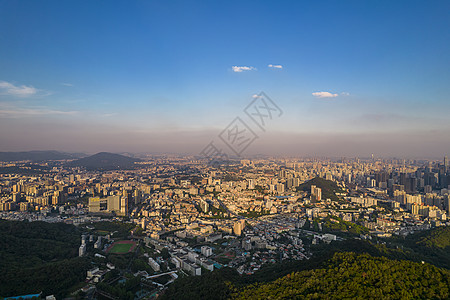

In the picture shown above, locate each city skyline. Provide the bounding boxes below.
[1,1,449,157]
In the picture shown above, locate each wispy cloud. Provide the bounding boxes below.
[61,83,74,87]
[0,80,39,97]
[268,64,283,69]
[312,91,339,98]
[341,92,350,96]
[101,113,118,117]
[0,106,78,117]
[232,66,256,72]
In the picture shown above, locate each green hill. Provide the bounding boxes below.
[0,220,90,298]
[162,247,450,300]
[387,226,450,270]
[162,234,450,300]
[416,226,450,249]
[297,177,345,201]
[234,252,450,299]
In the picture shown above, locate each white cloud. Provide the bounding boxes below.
[0,106,78,117]
[232,66,256,72]
[61,83,74,87]
[312,91,339,98]
[341,92,350,96]
[268,64,283,69]
[0,81,39,97]
[252,94,262,98]
[101,113,118,117]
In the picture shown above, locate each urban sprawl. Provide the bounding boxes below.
[1,155,449,295]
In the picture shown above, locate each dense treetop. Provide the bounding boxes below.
[234,252,450,300]
[0,220,89,298]
[162,229,450,300]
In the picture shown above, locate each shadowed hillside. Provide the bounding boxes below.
[67,152,141,170]
[297,177,346,201]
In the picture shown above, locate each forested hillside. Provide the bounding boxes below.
[0,220,90,298]
[162,228,450,300]
[234,252,450,299]
[296,177,345,201]
[387,226,450,269]
[416,226,450,249]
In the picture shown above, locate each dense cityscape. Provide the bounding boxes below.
[2,1,450,299]
[0,152,449,298]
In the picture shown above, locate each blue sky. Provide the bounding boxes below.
[0,1,449,157]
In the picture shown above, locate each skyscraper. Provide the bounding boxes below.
[311,185,322,201]
[248,179,255,190]
[233,219,245,236]
[200,199,209,213]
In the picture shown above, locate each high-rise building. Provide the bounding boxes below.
[148,257,160,272]
[89,195,124,215]
[200,199,209,213]
[445,195,450,214]
[286,178,294,189]
[12,192,19,202]
[311,185,322,201]
[94,236,102,249]
[400,173,407,187]
[120,196,128,215]
[248,179,255,190]
[133,189,141,205]
[439,166,447,188]
[277,183,285,193]
[233,221,242,236]
[409,177,417,193]
[201,246,213,257]
[79,244,86,257]
[375,171,388,185]
[411,203,420,215]
[347,174,352,183]
[315,188,322,201]
[394,190,407,204]
[233,219,245,236]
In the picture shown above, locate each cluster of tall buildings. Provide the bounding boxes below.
[88,195,127,215]
[310,185,322,201]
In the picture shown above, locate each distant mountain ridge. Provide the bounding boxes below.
[67,152,141,170]
[0,151,85,162]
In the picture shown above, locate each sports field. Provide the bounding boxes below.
[107,240,137,254]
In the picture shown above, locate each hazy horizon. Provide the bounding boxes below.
[1,1,449,158]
